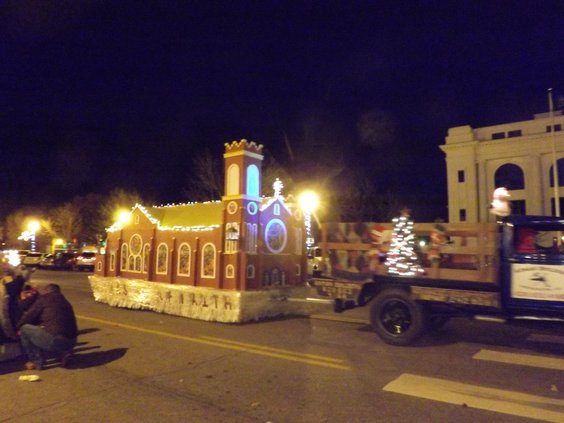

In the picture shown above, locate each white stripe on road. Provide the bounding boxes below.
[527,333,564,345]
[383,373,564,423]
[473,349,564,371]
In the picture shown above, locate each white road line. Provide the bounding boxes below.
[383,373,564,423]
[473,349,564,371]
[527,333,564,345]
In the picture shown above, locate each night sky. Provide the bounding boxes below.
[1,1,563,220]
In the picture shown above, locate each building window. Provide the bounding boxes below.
[110,252,116,271]
[495,164,525,190]
[274,204,280,216]
[135,214,140,224]
[246,223,257,253]
[295,264,301,276]
[156,243,168,275]
[459,209,467,222]
[551,197,564,216]
[246,164,259,197]
[177,243,191,276]
[492,132,505,140]
[226,264,235,278]
[201,243,216,278]
[97,261,102,272]
[547,124,562,132]
[128,234,142,272]
[507,129,522,138]
[142,244,150,273]
[225,222,239,253]
[120,244,128,271]
[226,164,240,195]
[511,200,526,215]
[264,218,288,254]
[457,170,465,183]
[549,158,564,187]
[247,265,255,279]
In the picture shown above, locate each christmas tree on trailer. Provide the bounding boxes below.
[385,208,425,276]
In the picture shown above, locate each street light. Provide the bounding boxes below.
[28,220,40,252]
[298,190,320,250]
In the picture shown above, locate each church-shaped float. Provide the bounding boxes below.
[89,140,314,322]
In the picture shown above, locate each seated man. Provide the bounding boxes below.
[17,284,78,370]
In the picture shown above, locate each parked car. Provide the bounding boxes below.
[74,251,96,271]
[22,252,45,269]
[39,254,55,269]
[52,252,79,270]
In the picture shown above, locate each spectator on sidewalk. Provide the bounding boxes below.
[17,284,78,370]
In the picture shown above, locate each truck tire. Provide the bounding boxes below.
[370,288,428,346]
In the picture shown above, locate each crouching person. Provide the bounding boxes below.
[17,284,78,370]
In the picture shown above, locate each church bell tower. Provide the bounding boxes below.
[222,140,264,289]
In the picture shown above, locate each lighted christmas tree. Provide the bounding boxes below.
[385,208,425,276]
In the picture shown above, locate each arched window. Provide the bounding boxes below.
[177,243,191,276]
[156,243,168,275]
[120,244,128,271]
[128,234,142,272]
[494,164,524,190]
[201,243,216,278]
[142,243,150,273]
[226,264,235,278]
[246,164,259,196]
[226,164,240,195]
[247,264,255,279]
[549,158,564,187]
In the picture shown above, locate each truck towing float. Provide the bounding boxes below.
[309,215,564,345]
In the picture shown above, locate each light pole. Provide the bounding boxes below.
[298,190,320,250]
[28,220,40,252]
[549,88,560,217]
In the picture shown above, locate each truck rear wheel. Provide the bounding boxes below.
[370,288,428,346]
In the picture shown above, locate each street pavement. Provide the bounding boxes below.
[2,270,564,423]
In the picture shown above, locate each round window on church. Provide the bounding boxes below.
[227,201,238,215]
[130,234,142,255]
[264,218,287,254]
[247,201,258,215]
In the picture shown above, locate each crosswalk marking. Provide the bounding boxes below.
[527,333,564,345]
[473,349,564,371]
[383,373,564,423]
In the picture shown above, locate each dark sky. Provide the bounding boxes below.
[1,0,563,219]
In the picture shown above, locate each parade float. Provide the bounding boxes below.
[90,140,324,322]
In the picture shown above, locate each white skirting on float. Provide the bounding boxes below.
[88,275,328,323]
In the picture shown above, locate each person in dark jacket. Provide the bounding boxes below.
[17,284,78,370]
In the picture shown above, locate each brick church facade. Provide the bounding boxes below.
[94,140,307,291]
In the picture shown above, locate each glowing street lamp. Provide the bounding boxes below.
[299,190,320,250]
[28,220,40,252]
[115,209,132,226]
[18,219,41,252]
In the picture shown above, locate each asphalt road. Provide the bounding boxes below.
[1,270,564,423]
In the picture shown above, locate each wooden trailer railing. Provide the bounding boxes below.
[317,222,499,284]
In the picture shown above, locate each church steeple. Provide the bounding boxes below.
[223,139,264,199]
[222,139,264,290]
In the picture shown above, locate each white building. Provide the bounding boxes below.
[440,110,564,223]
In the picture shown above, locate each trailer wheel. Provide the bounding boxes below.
[370,288,428,346]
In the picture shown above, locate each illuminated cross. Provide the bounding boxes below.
[273,178,284,198]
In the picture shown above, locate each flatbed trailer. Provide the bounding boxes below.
[310,216,564,345]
